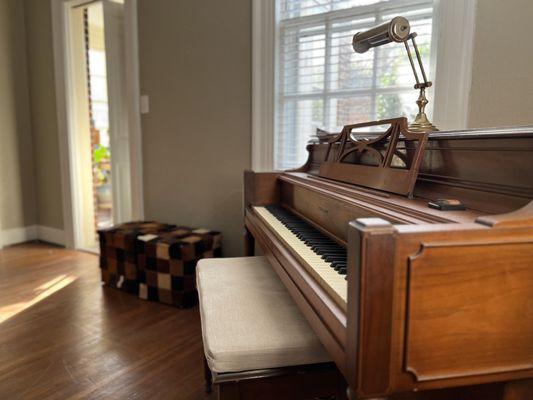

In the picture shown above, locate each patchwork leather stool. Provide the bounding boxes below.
[99,221,222,308]
[197,256,346,400]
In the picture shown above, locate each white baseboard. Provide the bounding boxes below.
[37,225,65,246]
[1,225,65,247]
[1,225,38,247]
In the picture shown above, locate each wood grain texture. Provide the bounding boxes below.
[0,243,209,400]
[477,201,533,228]
[405,240,533,382]
[307,128,533,214]
[244,170,280,208]
[347,219,396,397]
[389,226,533,394]
[318,118,427,197]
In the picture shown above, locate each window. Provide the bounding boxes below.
[274,0,435,169]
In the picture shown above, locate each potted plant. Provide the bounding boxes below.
[93,145,112,205]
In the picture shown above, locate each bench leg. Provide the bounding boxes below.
[204,356,213,394]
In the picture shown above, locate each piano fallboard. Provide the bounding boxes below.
[278,172,481,245]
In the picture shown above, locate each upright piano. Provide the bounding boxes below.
[243,123,533,399]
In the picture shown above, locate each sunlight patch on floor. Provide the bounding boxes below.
[0,275,77,324]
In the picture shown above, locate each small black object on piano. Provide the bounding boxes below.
[428,199,466,211]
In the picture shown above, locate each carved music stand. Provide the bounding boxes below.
[318,117,428,198]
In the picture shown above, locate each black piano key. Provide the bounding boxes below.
[321,255,346,261]
[324,259,347,265]
[304,239,330,245]
[318,248,345,254]
[312,246,346,254]
[313,244,341,249]
[331,259,346,266]
[317,248,345,254]
[332,261,347,268]
[303,239,330,243]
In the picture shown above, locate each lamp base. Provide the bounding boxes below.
[408,111,438,132]
[408,87,438,132]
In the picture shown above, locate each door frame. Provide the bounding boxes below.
[51,0,144,249]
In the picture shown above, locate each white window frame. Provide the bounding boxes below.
[252,0,477,171]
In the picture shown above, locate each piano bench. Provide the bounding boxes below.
[196,256,346,400]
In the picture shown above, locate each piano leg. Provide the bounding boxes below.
[244,227,255,256]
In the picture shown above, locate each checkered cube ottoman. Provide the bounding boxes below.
[98,221,222,308]
[136,227,222,308]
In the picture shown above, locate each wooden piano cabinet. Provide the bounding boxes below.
[244,170,280,208]
[244,128,533,400]
[347,205,533,400]
[243,171,280,256]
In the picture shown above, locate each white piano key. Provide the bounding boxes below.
[254,206,347,308]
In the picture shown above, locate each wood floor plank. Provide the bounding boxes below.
[0,243,209,400]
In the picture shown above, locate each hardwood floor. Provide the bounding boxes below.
[0,243,209,400]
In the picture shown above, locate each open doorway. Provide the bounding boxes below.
[53,0,143,252]
[86,3,113,232]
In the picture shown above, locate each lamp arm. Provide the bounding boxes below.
[411,34,430,86]
[403,33,431,89]
[403,39,421,87]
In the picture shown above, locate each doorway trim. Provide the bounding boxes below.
[51,0,144,249]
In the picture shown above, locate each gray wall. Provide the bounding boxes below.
[468,0,533,128]
[3,0,532,246]
[24,0,64,230]
[138,0,252,256]
[0,0,36,230]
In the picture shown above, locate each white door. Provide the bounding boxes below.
[103,0,132,224]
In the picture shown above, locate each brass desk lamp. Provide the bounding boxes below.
[352,16,438,132]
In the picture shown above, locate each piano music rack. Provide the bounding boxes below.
[318,117,428,198]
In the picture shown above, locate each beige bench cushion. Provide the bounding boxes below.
[197,256,331,373]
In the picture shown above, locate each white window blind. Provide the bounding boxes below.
[275,0,435,170]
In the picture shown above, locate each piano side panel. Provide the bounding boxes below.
[388,225,533,394]
[405,240,533,382]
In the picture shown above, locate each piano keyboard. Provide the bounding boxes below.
[253,205,348,309]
